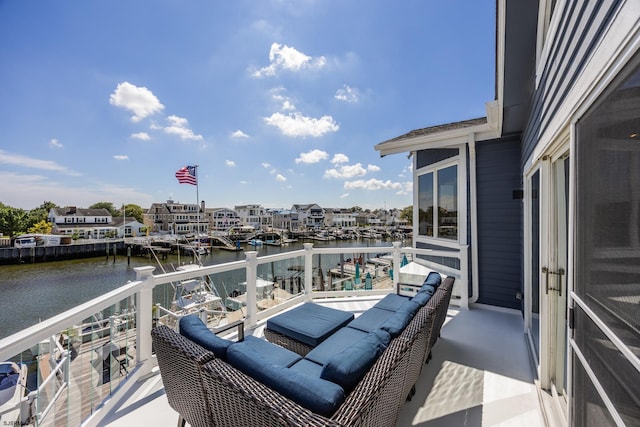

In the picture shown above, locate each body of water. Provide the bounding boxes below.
[0,239,397,339]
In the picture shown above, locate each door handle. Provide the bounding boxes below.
[542,267,565,295]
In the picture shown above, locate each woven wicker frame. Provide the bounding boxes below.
[152,276,455,426]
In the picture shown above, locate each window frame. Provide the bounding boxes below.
[414,148,464,245]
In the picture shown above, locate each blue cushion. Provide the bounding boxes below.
[346,308,397,333]
[266,303,354,347]
[374,293,410,312]
[320,329,391,393]
[412,289,433,306]
[305,327,368,365]
[227,344,345,417]
[289,358,324,378]
[398,300,420,317]
[419,284,436,295]
[379,313,407,337]
[179,315,232,360]
[424,272,442,287]
[237,336,302,367]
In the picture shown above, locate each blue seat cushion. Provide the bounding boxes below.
[227,343,345,417]
[305,327,368,366]
[266,303,354,347]
[321,329,391,393]
[424,271,442,287]
[374,293,410,312]
[289,358,324,378]
[346,307,397,333]
[179,315,232,360]
[236,335,302,367]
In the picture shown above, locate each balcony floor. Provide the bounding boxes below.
[98,298,544,427]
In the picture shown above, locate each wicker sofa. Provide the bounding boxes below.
[152,275,454,427]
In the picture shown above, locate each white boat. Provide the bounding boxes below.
[170,264,225,316]
[248,239,263,246]
[0,362,28,425]
[226,277,277,311]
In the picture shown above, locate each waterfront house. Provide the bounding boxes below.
[109,216,146,238]
[204,207,241,232]
[144,200,208,235]
[271,208,299,231]
[324,208,357,228]
[234,204,270,231]
[48,207,115,238]
[376,0,640,424]
[291,203,325,229]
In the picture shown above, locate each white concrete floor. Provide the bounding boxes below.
[98,301,545,427]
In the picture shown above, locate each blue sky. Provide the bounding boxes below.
[0,0,495,211]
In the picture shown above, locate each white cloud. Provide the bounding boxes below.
[331,153,349,164]
[231,130,249,139]
[163,115,203,141]
[282,100,296,111]
[264,112,339,137]
[276,174,287,182]
[113,155,129,160]
[49,138,63,148]
[324,163,367,179]
[367,164,381,172]
[225,160,236,167]
[340,193,350,199]
[131,132,150,141]
[335,85,359,103]
[253,43,326,78]
[261,162,271,168]
[344,179,412,194]
[109,82,164,122]
[0,149,80,176]
[295,149,329,164]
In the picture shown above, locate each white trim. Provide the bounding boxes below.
[468,134,479,304]
[571,340,626,426]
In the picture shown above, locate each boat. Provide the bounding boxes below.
[225,277,280,311]
[248,239,263,246]
[0,362,28,425]
[169,264,226,320]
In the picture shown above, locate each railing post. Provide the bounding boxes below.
[134,266,155,377]
[303,243,314,301]
[459,244,469,309]
[245,251,258,328]
[392,241,402,288]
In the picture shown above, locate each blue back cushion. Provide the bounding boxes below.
[227,341,345,417]
[424,272,442,287]
[179,315,232,360]
[379,300,420,337]
[412,286,435,306]
[320,329,391,393]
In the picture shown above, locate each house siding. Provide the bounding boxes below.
[521,0,623,167]
[476,137,522,309]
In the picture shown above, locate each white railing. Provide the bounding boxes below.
[0,242,464,427]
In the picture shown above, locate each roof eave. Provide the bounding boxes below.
[375,121,500,157]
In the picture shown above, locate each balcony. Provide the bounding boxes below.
[0,243,543,426]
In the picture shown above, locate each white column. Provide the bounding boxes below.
[304,243,314,301]
[245,251,258,327]
[134,266,155,377]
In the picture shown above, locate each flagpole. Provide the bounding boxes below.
[195,164,200,238]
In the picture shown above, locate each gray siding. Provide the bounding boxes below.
[476,137,522,309]
[521,0,623,166]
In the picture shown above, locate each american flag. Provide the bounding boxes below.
[175,166,197,185]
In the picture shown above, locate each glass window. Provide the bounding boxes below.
[417,163,458,240]
[418,172,434,236]
[438,165,458,240]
